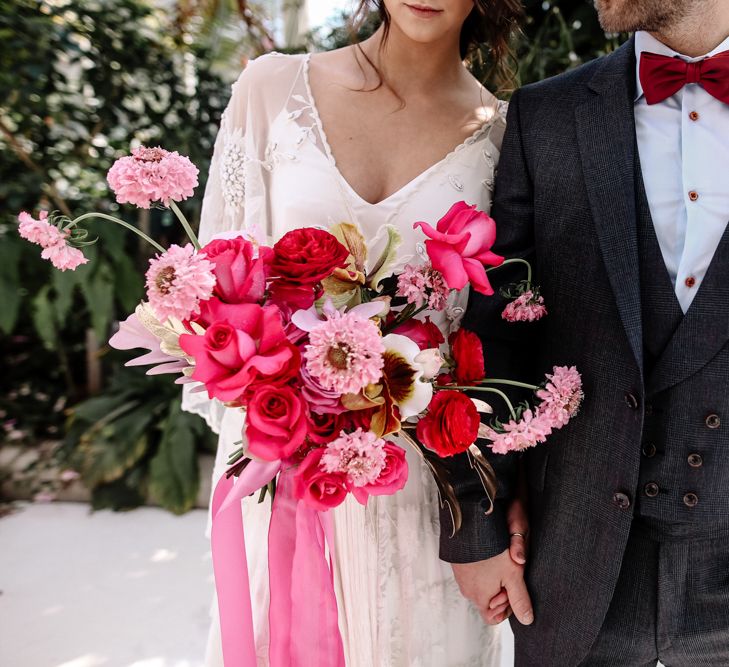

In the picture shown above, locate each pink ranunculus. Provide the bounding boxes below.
[107,146,199,209]
[350,442,409,504]
[179,302,297,403]
[414,201,504,295]
[200,235,272,304]
[392,315,445,351]
[245,384,308,461]
[292,447,349,511]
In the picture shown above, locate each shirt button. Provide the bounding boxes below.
[706,414,721,429]
[624,392,639,410]
[613,491,631,510]
[685,276,697,288]
[689,190,699,202]
[644,482,660,498]
[642,443,657,458]
[683,492,699,508]
[689,110,700,121]
[688,453,703,468]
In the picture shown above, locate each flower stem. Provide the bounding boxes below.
[477,378,539,391]
[487,257,532,284]
[169,201,200,250]
[445,385,518,420]
[63,213,166,253]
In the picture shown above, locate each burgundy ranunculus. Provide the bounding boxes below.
[416,391,480,457]
[449,327,485,384]
[306,411,347,445]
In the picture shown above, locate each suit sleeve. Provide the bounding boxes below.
[439,89,538,563]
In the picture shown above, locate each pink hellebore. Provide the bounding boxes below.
[414,201,504,295]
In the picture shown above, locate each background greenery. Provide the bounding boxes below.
[0,0,622,511]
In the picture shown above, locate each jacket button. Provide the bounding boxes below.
[706,414,721,429]
[645,403,654,417]
[642,443,657,458]
[613,491,631,510]
[688,453,703,468]
[683,492,699,508]
[624,392,639,410]
[644,482,660,498]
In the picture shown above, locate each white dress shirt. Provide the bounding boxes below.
[634,31,729,312]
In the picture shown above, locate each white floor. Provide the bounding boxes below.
[0,502,514,667]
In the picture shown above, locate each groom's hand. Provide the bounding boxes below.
[452,550,534,626]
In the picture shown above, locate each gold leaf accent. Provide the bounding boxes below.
[467,443,498,516]
[136,302,188,360]
[329,222,368,273]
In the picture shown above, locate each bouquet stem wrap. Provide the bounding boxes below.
[211,461,345,667]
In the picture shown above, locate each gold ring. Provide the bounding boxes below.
[510,532,526,539]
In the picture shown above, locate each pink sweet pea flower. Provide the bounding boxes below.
[414,201,504,295]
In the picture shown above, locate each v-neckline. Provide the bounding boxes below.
[302,54,499,209]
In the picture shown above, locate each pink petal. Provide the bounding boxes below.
[425,241,469,291]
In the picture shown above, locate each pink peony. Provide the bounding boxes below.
[320,428,388,488]
[107,146,199,209]
[303,309,385,396]
[536,366,583,429]
[502,291,548,323]
[485,409,554,455]
[41,242,88,271]
[18,211,65,248]
[200,235,271,304]
[293,447,349,511]
[179,302,298,403]
[414,201,504,295]
[145,244,216,322]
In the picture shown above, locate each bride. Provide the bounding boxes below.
[184,0,522,664]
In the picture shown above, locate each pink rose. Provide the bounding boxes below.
[293,447,349,510]
[245,385,308,461]
[391,316,445,351]
[414,201,504,295]
[200,235,272,304]
[350,442,408,504]
[179,302,297,403]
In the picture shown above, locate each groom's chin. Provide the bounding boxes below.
[594,0,680,34]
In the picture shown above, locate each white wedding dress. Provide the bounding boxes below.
[183,52,506,667]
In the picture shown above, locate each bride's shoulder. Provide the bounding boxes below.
[230,51,307,100]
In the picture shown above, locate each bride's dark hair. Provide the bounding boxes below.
[351,0,524,91]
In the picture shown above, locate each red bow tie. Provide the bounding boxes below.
[639,50,729,105]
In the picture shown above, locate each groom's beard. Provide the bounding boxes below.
[594,0,697,33]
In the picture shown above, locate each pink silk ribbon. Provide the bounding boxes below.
[211,460,345,667]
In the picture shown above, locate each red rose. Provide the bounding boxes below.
[350,442,409,504]
[245,384,308,461]
[200,235,272,304]
[449,328,485,384]
[416,391,480,457]
[293,447,349,510]
[392,316,445,351]
[270,228,349,286]
[179,301,297,403]
[306,411,347,445]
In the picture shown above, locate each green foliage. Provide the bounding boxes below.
[62,367,215,513]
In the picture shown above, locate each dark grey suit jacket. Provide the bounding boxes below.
[440,37,729,665]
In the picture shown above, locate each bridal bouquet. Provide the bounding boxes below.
[17,145,583,519]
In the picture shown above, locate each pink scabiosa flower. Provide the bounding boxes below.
[18,211,65,248]
[396,262,450,312]
[107,146,199,209]
[536,365,584,429]
[145,244,216,321]
[502,290,548,323]
[484,409,554,455]
[320,428,388,487]
[41,242,89,271]
[295,303,386,396]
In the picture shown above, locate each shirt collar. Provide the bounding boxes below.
[634,31,729,102]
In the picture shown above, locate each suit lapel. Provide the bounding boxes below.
[647,224,729,395]
[575,39,644,374]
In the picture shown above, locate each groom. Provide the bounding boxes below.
[443,0,729,665]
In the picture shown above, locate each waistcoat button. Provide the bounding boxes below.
[624,393,639,410]
[688,453,703,468]
[612,491,631,510]
[706,414,721,429]
[644,482,660,498]
[642,443,657,458]
[683,492,699,508]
